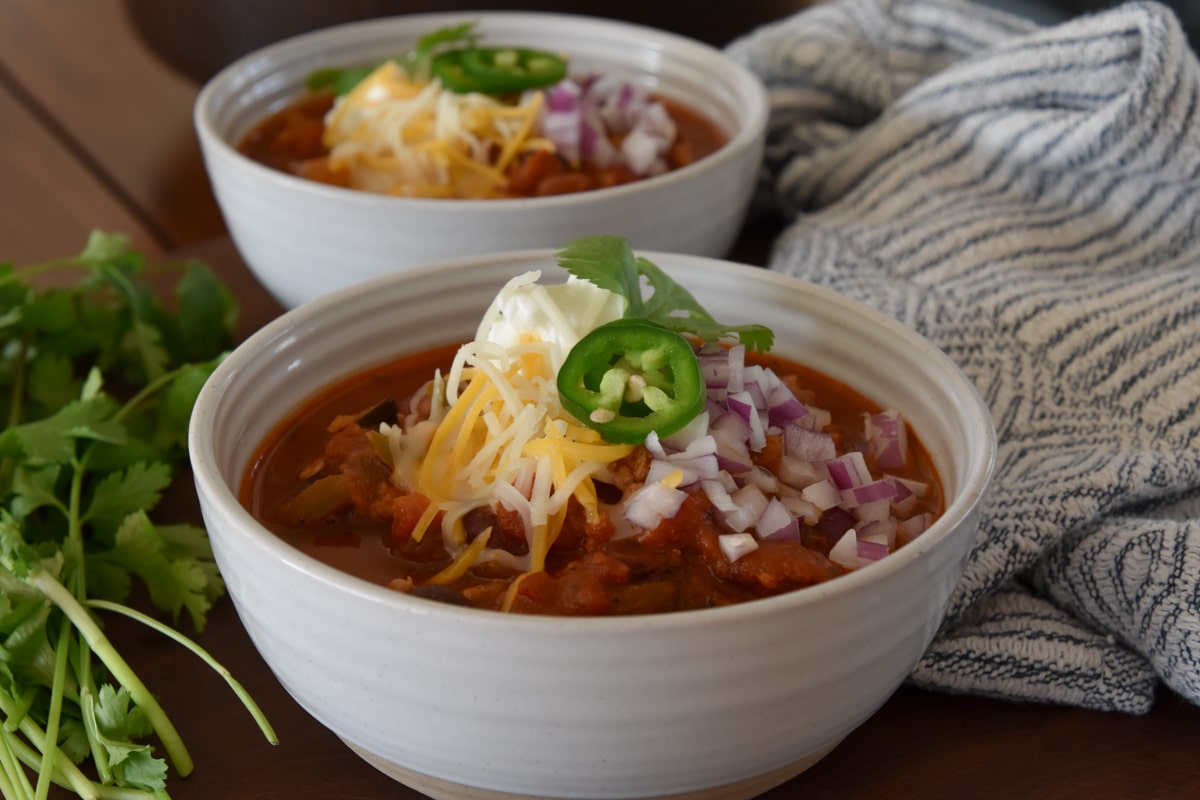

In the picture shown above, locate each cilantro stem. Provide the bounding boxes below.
[35,617,74,800]
[1,256,91,287]
[0,693,99,800]
[87,599,279,746]
[26,570,195,778]
[113,363,189,424]
[0,729,35,800]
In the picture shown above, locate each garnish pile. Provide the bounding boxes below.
[0,232,274,799]
[259,22,692,198]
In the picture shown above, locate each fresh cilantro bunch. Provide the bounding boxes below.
[0,232,274,800]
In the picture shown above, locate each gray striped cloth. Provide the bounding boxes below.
[727,0,1200,714]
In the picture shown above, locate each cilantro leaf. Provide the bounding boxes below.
[401,21,479,80]
[0,395,125,465]
[90,685,169,791]
[84,462,173,538]
[174,261,238,363]
[8,464,66,520]
[89,511,220,631]
[555,236,775,351]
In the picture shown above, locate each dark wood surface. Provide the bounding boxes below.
[3,1,1198,798]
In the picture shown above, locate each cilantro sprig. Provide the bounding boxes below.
[555,235,775,351]
[0,232,275,799]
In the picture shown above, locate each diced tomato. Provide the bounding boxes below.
[391,493,432,546]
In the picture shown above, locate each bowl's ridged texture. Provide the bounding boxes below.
[190,252,995,799]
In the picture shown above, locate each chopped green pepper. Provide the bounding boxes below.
[557,318,706,445]
[432,46,568,94]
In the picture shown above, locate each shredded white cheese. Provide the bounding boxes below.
[382,272,633,601]
[322,61,548,198]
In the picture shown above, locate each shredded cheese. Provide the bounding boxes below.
[380,271,632,606]
[322,61,545,198]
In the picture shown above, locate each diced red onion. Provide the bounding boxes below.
[757,498,800,541]
[784,426,836,463]
[852,498,892,524]
[646,459,701,489]
[741,365,768,410]
[624,481,687,530]
[845,479,900,507]
[762,374,809,428]
[726,345,746,394]
[710,411,753,474]
[856,538,890,561]
[795,406,832,431]
[644,430,668,459]
[724,483,769,533]
[621,126,662,175]
[857,517,897,548]
[660,411,710,451]
[776,455,824,490]
[800,479,840,510]
[742,465,779,494]
[824,451,872,490]
[866,409,909,471]
[726,390,766,451]
[545,79,582,112]
[819,506,856,539]
[719,533,759,563]
[779,493,821,525]
[829,529,862,569]
[887,476,919,514]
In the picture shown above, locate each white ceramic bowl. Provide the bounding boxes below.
[189,250,996,800]
[193,12,769,310]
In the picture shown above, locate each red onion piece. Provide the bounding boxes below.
[824,451,872,490]
[719,533,759,563]
[784,426,836,462]
[800,479,840,510]
[624,481,687,530]
[846,479,900,506]
[758,498,800,541]
[856,538,890,561]
[866,409,909,471]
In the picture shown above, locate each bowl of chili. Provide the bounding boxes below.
[189,245,996,800]
[193,11,769,309]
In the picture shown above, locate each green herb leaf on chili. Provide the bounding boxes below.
[400,21,481,82]
[555,235,775,351]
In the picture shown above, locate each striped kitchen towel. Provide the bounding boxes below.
[727,0,1200,714]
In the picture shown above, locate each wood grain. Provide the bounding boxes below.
[2,1,1197,798]
[0,0,224,262]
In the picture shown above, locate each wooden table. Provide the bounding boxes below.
[3,2,1197,798]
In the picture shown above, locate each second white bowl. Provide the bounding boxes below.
[194,12,769,309]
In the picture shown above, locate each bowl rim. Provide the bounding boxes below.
[190,247,998,634]
[192,9,770,212]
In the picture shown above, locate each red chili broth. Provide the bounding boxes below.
[239,343,945,614]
